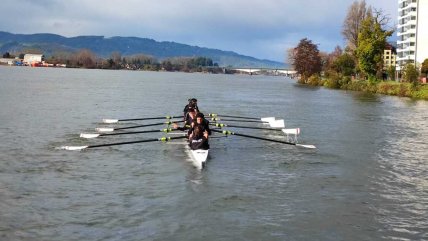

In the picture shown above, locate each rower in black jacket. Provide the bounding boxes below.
[173,107,196,132]
[192,112,211,136]
[189,122,209,150]
[183,98,199,118]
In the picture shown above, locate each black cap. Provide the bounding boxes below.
[196,113,204,118]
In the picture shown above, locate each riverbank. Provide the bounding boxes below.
[303,76,428,100]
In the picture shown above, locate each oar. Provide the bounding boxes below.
[208,113,277,123]
[60,136,187,151]
[210,117,268,124]
[211,123,283,131]
[80,128,177,139]
[102,115,183,123]
[95,121,183,132]
[208,113,263,120]
[211,129,316,149]
[210,118,285,128]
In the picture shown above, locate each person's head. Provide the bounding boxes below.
[188,102,196,109]
[195,112,204,124]
[193,124,204,138]
[189,98,197,105]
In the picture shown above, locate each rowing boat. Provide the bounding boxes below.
[167,132,209,169]
[188,148,209,169]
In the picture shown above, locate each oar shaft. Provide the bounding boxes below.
[87,136,187,148]
[208,113,259,120]
[212,129,295,145]
[211,123,282,131]
[211,118,267,123]
[118,115,182,122]
[101,128,174,136]
[233,132,295,145]
[115,121,183,131]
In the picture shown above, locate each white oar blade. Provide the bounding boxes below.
[59,145,89,151]
[261,117,276,122]
[269,119,285,128]
[95,127,114,132]
[296,144,316,149]
[80,133,101,139]
[282,128,300,135]
[103,119,119,123]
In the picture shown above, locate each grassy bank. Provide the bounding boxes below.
[303,76,428,100]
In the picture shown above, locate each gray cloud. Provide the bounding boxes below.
[0,0,397,62]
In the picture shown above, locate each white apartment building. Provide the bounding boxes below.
[396,0,428,71]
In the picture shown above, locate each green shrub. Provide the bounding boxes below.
[307,75,321,86]
[412,87,428,99]
[339,76,351,88]
[323,72,341,89]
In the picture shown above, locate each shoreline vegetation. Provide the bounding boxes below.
[301,75,428,100]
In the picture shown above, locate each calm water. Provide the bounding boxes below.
[0,66,427,241]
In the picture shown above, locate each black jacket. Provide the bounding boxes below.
[183,104,199,115]
[189,136,209,150]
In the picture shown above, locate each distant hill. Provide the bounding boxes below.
[0,31,286,68]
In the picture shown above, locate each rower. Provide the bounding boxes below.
[188,122,209,150]
[183,98,199,118]
[173,107,196,132]
[191,112,211,136]
[184,103,198,123]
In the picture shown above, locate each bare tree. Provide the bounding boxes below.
[111,51,122,65]
[342,0,368,50]
[285,48,295,67]
[372,8,393,30]
[75,49,96,68]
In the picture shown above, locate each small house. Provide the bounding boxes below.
[23,54,44,65]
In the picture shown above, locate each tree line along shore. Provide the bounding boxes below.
[1,51,226,74]
[287,0,428,100]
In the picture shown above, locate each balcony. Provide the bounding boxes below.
[397,36,416,45]
[397,19,417,28]
[400,2,417,11]
[398,27,417,36]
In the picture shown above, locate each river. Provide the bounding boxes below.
[0,66,427,240]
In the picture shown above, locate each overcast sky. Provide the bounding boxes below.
[1,0,397,62]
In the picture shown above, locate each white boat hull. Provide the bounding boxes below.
[189,149,209,169]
